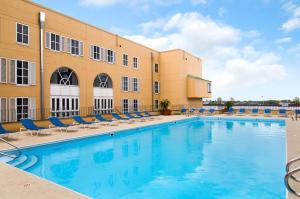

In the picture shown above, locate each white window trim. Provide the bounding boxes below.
[49,32,61,52]
[90,44,102,61]
[154,63,159,73]
[15,97,29,120]
[122,76,129,92]
[122,99,129,113]
[0,97,8,122]
[133,57,138,69]
[123,54,128,67]
[106,49,115,64]
[16,22,30,46]
[154,81,160,94]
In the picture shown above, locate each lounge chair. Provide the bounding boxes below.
[199,108,206,115]
[181,108,188,115]
[251,108,259,116]
[278,109,287,117]
[111,113,134,123]
[237,108,246,116]
[264,109,272,117]
[20,118,48,136]
[124,113,146,122]
[144,111,162,119]
[208,108,215,115]
[94,114,117,126]
[190,108,196,115]
[294,110,300,120]
[48,117,76,132]
[226,107,234,115]
[0,124,16,137]
[135,112,155,120]
[72,116,98,128]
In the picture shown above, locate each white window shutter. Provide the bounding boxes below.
[79,41,84,56]
[61,36,65,52]
[113,51,116,64]
[100,48,104,61]
[29,97,36,120]
[130,78,134,92]
[0,98,7,122]
[104,49,108,62]
[9,59,16,84]
[9,98,16,122]
[121,76,124,91]
[138,78,140,92]
[90,45,94,59]
[0,58,7,83]
[30,62,36,85]
[45,32,51,49]
[66,38,71,53]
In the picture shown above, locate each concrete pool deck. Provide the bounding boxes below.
[0,115,299,199]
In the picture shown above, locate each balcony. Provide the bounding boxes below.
[187,75,212,99]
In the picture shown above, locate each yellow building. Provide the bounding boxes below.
[0,0,211,123]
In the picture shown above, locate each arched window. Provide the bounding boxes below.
[50,67,78,85]
[93,73,113,88]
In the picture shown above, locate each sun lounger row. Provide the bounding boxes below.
[0,112,157,137]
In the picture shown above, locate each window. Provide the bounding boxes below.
[208,82,212,93]
[122,76,129,92]
[154,100,159,110]
[122,99,129,113]
[16,23,29,45]
[107,50,115,64]
[133,99,139,112]
[154,81,160,94]
[133,57,138,68]
[154,64,159,73]
[132,77,139,92]
[16,97,29,121]
[16,60,29,85]
[123,54,128,66]
[71,39,79,55]
[90,45,101,60]
[51,97,79,118]
[50,33,60,51]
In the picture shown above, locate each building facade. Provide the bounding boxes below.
[0,0,211,122]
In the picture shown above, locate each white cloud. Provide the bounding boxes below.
[275,37,292,44]
[281,2,300,31]
[79,0,120,7]
[125,12,286,100]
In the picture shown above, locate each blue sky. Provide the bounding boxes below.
[33,0,300,100]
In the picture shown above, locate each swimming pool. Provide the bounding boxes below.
[3,117,286,198]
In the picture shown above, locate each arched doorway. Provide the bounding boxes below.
[93,73,114,114]
[50,67,79,117]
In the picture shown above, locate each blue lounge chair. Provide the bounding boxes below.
[111,113,133,123]
[144,111,161,119]
[278,109,287,117]
[181,108,187,115]
[20,118,47,136]
[48,117,75,132]
[135,112,154,120]
[94,114,118,126]
[72,116,98,128]
[237,108,246,115]
[190,108,196,115]
[125,113,146,121]
[226,107,234,114]
[0,124,15,137]
[208,108,215,115]
[264,109,272,117]
[251,108,259,116]
[199,108,206,115]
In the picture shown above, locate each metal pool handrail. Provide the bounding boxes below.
[285,167,300,196]
[0,137,22,160]
[286,157,300,183]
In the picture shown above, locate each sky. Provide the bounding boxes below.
[33,0,300,100]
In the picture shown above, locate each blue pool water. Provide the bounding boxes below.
[11,117,286,198]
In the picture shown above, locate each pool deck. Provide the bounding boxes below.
[0,114,299,199]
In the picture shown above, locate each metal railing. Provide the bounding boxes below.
[0,137,22,160]
[285,157,300,196]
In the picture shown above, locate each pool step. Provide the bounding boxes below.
[0,156,14,163]
[9,155,28,167]
[17,155,38,171]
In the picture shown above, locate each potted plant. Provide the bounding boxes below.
[160,99,171,115]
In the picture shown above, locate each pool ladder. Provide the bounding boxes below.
[285,157,300,196]
[0,137,22,161]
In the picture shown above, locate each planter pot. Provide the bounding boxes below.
[161,109,172,115]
